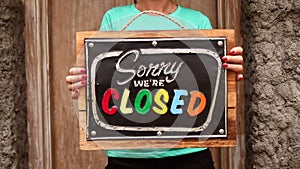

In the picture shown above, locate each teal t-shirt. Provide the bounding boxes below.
[100,4,212,31]
[100,4,212,159]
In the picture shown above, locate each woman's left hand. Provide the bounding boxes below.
[222,46,244,81]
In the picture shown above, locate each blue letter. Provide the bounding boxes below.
[170,89,188,115]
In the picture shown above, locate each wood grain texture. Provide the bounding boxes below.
[76,30,237,150]
[25,0,244,168]
[217,1,245,169]
[24,0,52,168]
[49,1,127,169]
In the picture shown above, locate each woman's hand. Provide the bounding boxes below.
[222,47,244,80]
[66,67,87,99]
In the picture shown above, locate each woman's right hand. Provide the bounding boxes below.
[66,68,87,99]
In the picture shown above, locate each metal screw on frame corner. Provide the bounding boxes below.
[91,130,97,136]
[89,43,94,48]
[219,129,225,135]
[152,41,158,47]
[217,41,224,47]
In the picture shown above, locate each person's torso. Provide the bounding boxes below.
[100,3,212,158]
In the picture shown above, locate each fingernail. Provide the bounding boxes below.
[221,56,228,62]
[82,74,88,80]
[81,80,87,85]
[223,63,228,68]
[74,88,79,93]
[80,69,86,73]
[230,50,236,55]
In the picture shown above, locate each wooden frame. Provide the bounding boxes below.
[76,30,237,150]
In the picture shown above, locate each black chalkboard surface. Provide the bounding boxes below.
[85,37,227,140]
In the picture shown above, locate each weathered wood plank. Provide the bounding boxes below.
[218,0,246,169]
[24,0,52,168]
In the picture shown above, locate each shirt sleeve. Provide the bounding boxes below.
[99,11,113,31]
[199,16,213,29]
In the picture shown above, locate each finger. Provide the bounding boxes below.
[69,67,86,75]
[222,55,243,64]
[71,89,80,99]
[229,47,243,55]
[68,80,87,91]
[66,74,87,84]
[223,63,243,73]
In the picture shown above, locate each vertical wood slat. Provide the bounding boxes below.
[24,0,52,168]
[214,0,245,169]
[226,1,245,169]
[49,1,132,169]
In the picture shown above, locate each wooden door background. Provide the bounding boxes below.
[25,0,244,168]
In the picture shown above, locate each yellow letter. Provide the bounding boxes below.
[153,89,169,115]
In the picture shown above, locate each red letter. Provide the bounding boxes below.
[102,88,119,115]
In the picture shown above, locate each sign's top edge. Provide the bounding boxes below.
[84,37,226,43]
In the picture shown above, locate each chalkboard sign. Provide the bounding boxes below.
[85,37,227,140]
[76,30,237,150]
